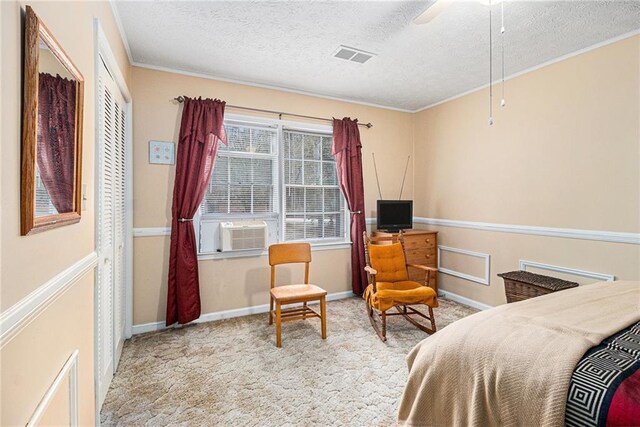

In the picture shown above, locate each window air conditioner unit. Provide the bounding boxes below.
[219,221,268,252]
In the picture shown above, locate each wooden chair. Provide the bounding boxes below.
[268,243,327,348]
[363,231,438,342]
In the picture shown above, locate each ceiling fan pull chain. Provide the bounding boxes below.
[488,0,494,126]
[501,0,506,108]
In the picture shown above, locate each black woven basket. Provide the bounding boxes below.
[497,271,579,303]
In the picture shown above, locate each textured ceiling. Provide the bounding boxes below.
[113,0,640,111]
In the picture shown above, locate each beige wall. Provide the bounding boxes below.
[131,66,414,325]
[1,1,130,424]
[413,35,640,306]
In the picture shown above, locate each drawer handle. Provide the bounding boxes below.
[425,254,431,259]
[426,239,431,244]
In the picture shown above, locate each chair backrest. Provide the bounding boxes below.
[268,243,311,288]
[363,232,409,283]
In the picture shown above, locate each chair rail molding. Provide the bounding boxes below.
[132,290,355,335]
[27,350,79,427]
[0,252,98,346]
[437,245,491,285]
[413,217,640,245]
[518,260,615,282]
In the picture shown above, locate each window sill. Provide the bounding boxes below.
[197,241,352,261]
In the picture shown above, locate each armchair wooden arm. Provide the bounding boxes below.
[407,264,438,288]
[364,265,378,292]
[406,264,437,273]
[365,266,378,276]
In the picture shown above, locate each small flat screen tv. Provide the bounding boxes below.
[377,200,413,232]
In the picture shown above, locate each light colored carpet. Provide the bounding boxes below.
[101,297,477,426]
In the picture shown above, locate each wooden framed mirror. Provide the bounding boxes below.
[21,6,84,235]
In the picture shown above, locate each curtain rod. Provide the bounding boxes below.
[173,96,373,129]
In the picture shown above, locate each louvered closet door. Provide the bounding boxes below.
[96,57,127,410]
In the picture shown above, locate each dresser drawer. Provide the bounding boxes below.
[403,234,437,250]
[406,248,437,266]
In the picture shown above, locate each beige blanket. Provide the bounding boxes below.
[398,280,640,427]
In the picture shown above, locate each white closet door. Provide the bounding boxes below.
[96,57,126,410]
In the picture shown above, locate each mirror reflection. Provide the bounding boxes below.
[35,39,77,217]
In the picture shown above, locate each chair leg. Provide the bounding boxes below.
[269,296,274,325]
[275,301,282,348]
[303,301,308,320]
[429,306,437,333]
[366,304,387,342]
[320,296,327,339]
[381,311,387,341]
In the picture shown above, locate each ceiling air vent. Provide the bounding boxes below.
[332,46,376,64]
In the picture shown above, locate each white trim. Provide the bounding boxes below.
[414,29,640,112]
[94,20,134,424]
[132,290,355,335]
[198,242,352,260]
[26,350,79,427]
[141,217,640,246]
[518,260,615,283]
[437,245,490,285]
[108,0,134,65]
[413,217,640,245]
[133,227,171,237]
[440,290,493,311]
[132,62,413,113]
[0,253,97,346]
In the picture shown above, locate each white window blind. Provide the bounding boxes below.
[34,168,58,216]
[200,122,278,215]
[283,129,345,241]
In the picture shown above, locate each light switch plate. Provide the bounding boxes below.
[82,183,87,211]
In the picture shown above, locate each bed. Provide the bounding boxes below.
[397,280,640,427]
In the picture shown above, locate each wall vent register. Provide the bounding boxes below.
[332,45,376,64]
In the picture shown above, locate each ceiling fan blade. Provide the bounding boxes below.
[414,0,454,25]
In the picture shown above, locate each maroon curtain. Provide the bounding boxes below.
[37,73,76,213]
[166,97,227,326]
[332,118,367,295]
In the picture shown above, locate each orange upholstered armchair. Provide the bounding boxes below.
[363,231,438,342]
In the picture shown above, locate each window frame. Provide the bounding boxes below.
[195,113,350,259]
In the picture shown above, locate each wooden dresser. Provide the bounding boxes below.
[372,230,438,293]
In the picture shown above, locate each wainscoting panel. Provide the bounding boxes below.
[437,246,491,285]
[519,260,615,283]
[26,350,79,427]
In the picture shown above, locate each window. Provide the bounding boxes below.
[197,116,348,255]
[283,130,345,241]
[200,121,278,216]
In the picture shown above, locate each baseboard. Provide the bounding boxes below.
[132,290,356,335]
[439,290,494,311]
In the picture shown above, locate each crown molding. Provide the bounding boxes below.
[413,28,640,112]
[131,62,415,113]
[108,0,134,65]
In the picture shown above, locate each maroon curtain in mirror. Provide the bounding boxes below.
[332,118,367,295]
[166,97,227,326]
[37,73,76,213]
